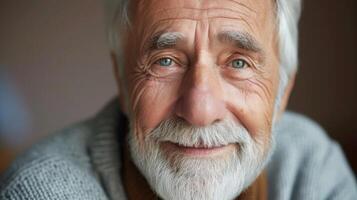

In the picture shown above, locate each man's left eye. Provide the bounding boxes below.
[231,59,248,69]
[157,57,173,67]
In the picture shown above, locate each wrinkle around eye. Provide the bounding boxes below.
[246,78,274,106]
[149,64,186,81]
[133,59,185,82]
[220,55,262,81]
[141,49,188,73]
[146,16,256,35]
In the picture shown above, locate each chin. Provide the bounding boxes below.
[129,118,273,200]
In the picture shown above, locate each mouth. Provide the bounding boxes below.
[162,141,235,157]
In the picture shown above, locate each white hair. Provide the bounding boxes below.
[102,2,301,198]
[104,0,302,79]
[275,0,302,120]
[104,0,302,119]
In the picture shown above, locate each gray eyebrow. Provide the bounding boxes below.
[218,31,264,54]
[144,32,184,53]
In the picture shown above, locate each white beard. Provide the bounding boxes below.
[129,118,273,200]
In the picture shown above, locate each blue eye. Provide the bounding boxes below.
[157,58,173,67]
[231,59,247,69]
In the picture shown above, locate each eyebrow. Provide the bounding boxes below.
[218,31,264,54]
[143,32,184,54]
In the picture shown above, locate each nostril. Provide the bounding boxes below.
[212,118,222,125]
[175,115,187,124]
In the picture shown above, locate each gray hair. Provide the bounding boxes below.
[105,0,302,117]
[104,0,302,80]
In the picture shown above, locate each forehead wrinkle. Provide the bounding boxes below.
[133,0,265,36]
[136,1,267,55]
[145,7,256,25]
[137,0,258,18]
[139,15,259,56]
[226,0,257,14]
[148,7,252,20]
[144,12,257,40]
[139,6,259,38]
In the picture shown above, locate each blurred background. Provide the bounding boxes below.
[0,0,356,175]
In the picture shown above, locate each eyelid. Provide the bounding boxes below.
[226,55,253,68]
[154,56,177,66]
[147,55,187,79]
[151,54,186,67]
[155,57,173,65]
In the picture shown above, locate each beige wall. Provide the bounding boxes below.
[0,0,116,141]
[0,0,356,170]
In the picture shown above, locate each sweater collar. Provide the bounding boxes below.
[89,98,128,200]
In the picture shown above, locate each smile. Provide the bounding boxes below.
[162,141,235,157]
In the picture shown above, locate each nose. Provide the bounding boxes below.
[175,62,226,127]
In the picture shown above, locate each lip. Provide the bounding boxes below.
[162,142,234,157]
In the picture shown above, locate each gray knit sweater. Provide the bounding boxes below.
[1,100,356,200]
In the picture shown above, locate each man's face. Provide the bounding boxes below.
[119,0,281,199]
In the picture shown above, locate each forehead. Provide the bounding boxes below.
[130,0,276,35]
[132,0,273,16]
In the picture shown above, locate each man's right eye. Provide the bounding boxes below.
[156,57,173,67]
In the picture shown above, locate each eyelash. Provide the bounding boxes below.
[150,53,256,71]
[226,56,252,69]
[155,57,174,66]
[152,55,183,67]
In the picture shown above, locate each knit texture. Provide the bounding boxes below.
[1,100,356,199]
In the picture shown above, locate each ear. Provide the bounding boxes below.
[276,73,296,120]
[111,52,128,114]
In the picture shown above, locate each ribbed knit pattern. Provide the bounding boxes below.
[0,120,109,200]
[1,99,356,199]
[268,112,357,200]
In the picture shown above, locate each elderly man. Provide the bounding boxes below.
[1,0,356,199]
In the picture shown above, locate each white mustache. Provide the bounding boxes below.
[146,118,252,149]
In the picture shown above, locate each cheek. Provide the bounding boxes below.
[225,77,277,138]
[130,78,181,141]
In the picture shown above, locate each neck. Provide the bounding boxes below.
[122,143,267,200]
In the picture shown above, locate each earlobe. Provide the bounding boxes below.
[277,73,296,120]
[111,52,128,114]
